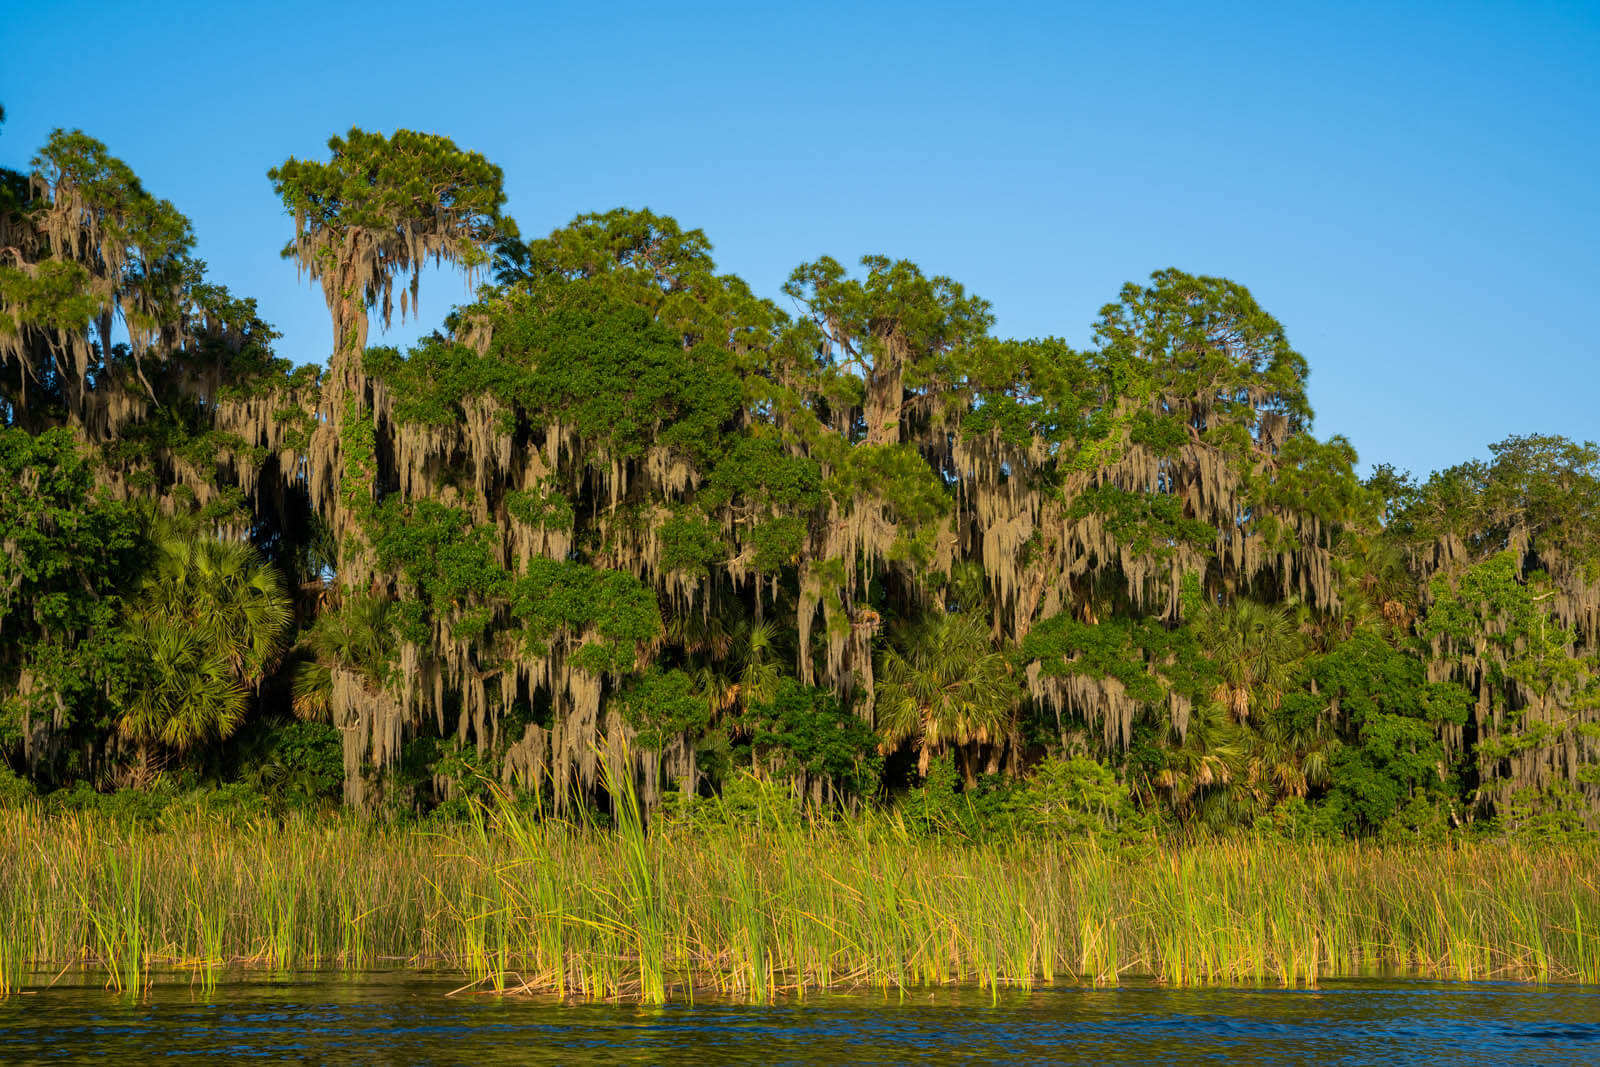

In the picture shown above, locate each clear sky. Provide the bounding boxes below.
[3,0,1594,478]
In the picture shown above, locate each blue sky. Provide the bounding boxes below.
[3,0,1595,478]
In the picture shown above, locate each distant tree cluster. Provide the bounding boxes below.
[2,110,1596,835]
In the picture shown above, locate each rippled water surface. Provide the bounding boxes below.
[1,974,1596,1064]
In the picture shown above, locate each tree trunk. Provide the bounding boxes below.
[863,335,906,446]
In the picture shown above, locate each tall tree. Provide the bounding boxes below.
[268,128,509,367]
[268,128,510,585]
[784,255,993,447]
[0,130,195,431]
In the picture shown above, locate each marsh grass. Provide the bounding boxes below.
[0,804,1595,1001]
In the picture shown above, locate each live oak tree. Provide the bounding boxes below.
[0,428,142,782]
[1391,435,1600,824]
[0,130,194,431]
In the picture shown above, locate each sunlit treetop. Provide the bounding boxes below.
[268,128,511,351]
[1093,268,1313,445]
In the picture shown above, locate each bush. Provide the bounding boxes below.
[1495,782,1596,844]
[895,755,1153,843]
[741,679,882,805]
[0,766,36,808]
[660,771,803,831]
[1013,756,1148,839]
[249,720,344,813]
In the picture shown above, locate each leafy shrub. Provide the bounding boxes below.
[742,679,881,804]
[0,766,36,808]
[252,721,344,812]
[661,771,803,831]
[1011,756,1148,839]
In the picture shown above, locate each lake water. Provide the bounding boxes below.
[0,973,1596,1064]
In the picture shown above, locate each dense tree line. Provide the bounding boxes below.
[2,113,1596,836]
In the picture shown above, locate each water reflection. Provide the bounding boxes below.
[0,974,1595,1065]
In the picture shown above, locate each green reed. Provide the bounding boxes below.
[0,805,1596,1000]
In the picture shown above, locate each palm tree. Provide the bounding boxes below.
[1152,701,1250,822]
[119,616,245,753]
[1240,692,1334,807]
[733,620,783,711]
[1195,598,1304,721]
[119,525,291,765]
[137,531,293,688]
[290,595,394,722]
[664,609,784,720]
[874,613,1020,783]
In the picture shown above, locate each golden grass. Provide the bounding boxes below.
[0,803,1596,1002]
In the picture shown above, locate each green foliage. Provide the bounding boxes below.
[894,754,1149,842]
[249,721,343,811]
[896,754,969,833]
[702,436,824,514]
[112,524,290,756]
[0,429,144,766]
[1068,485,1214,558]
[0,259,98,337]
[0,766,35,807]
[117,616,246,752]
[1254,433,1371,533]
[4,109,1596,835]
[503,482,574,531]
[482,278,743,464]
[828,443,951,566]
[418,739,499,822]
[270,128,505,240]
[784,254,995,431]
[877,613,1020,777]
[742,679,882,801]
[268,127,509,344]
[514,207,716,290]
[1127,409,1189,457]
[700,436,822,573]
[510,558,662,673]
[1392,435,1600,572]
[1421,552,1597,753]
[1495,781,1595,843]
[831,444,949,523]
[1308,629,1465,835]
[371,498,506,622]
[1093,268,1311,436]
[1010,756,1149,839]
[657,511,724,574]
[663,769,804,831]
[1194,599,1304,721]
[618,668,711,750]
[41,781,274,825]
[1021,614,1211,710]
[1420,553,1565,679]
[747,516,807,574]
[361,340,509,428]
[133,525,292,688]
[298,596,395,688]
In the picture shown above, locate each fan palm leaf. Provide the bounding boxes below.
[875,613,1019,775]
